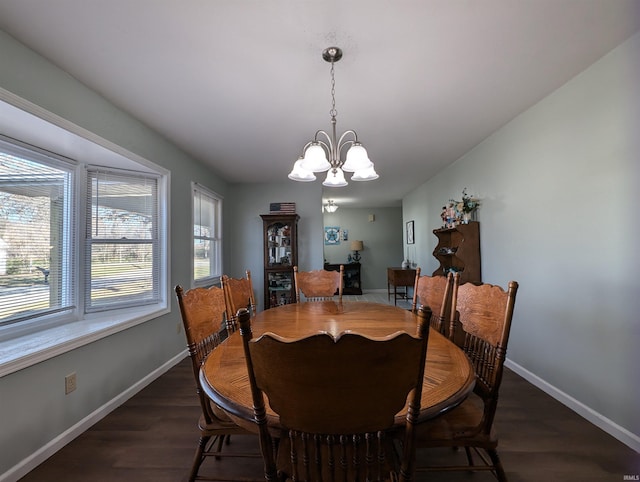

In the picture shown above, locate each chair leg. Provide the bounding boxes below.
[189,435,210,482]
[465,446,474,466]
[214,434,226,459]
[487,449,508,482]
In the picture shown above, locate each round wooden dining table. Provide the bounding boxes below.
[199,301,475,431]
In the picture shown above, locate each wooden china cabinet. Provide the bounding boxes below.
[261,214,299,310]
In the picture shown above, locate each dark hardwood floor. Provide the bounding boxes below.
[18,356,639,482]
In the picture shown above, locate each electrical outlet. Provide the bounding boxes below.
[65,372,77,394]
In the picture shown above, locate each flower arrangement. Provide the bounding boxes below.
[452,188,480,215]
[440,189,480,227]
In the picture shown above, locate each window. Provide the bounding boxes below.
[85,169,161,312]
[0,139,75,325]
[0,97,169,375]
[0,135,167,330]
[193,183,222,286]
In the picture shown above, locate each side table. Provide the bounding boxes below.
[387,267,417,305]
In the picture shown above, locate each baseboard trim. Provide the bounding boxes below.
[505,358,640,453]
[1,351,188,482]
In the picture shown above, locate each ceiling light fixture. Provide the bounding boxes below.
[288,47,379,187]
[324,200,339,213]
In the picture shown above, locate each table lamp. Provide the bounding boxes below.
[350,240,364,263]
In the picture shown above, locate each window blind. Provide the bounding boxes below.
[193,183,222,284]
[85,169,160,311]
[0,139,75,325]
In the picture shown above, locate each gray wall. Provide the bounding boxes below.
[323,207,404,290]
[403,32,640,449]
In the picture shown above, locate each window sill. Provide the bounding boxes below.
[0,305,169,377]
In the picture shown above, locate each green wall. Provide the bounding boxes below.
[402,32,640,450]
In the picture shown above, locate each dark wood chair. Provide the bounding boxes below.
[293,265,344,302]
[221,270,256,329]
[411,269,457,335]
[175,285,259,481]
[414,280,519,482]
[237,306,432,482]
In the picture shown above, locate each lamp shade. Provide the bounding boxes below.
[342,143,373,172]
[300,143,331,172]
[350,240,364,251]
[288,158,317,181]
[322,168,348,187]
[351,165,379,181]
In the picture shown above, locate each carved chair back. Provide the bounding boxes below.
[221,270,256,329]
[293,265,344,302]
[411,270,457,335]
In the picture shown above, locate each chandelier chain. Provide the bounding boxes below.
[329,61,337,119]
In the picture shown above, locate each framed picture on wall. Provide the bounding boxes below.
[324,226,340,245]
[406,220,415,244]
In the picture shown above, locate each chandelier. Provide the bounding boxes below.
[288,47,379,187]
[324,200,339,212]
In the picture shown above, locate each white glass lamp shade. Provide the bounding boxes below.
[351,165,379,181]
[288,158,317,182]
[322,168,348,187]
[342,143,373,172]
[300,143,331,172]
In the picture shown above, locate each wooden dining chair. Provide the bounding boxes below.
[175,285,259,482]
[293,265,344,302]
[221,270,256,329]
[411,269,457,335]
[414,280,519,482]
[237,306,432,482]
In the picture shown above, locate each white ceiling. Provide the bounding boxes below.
[0,0,638,208]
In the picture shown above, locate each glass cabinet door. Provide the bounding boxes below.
[267,222,293,267]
